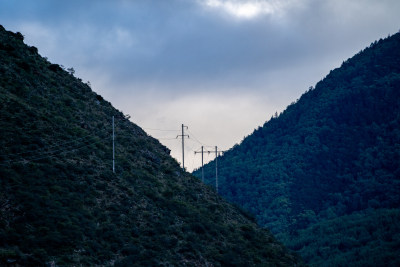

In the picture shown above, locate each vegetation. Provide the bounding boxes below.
[0,25,303,266]
[195,32,400,266]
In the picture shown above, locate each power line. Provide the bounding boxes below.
[187,129,209,146]
[137,126,182,142]
[143,127,179,132]
[0,133,96,158]
[0,135,109,166]
[0,118,115,164]
[157,137,180,141]
[0,125,111,158]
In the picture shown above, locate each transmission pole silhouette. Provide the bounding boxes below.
[194,146,204,182]
[112,115,115,173]
[176,124,189,170]
[194,146,225,193]
[215,146,218,193]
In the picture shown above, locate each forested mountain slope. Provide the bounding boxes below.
[0,26,303,266]
[195,32,400,266]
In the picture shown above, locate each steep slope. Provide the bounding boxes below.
[195,32,400,266]
[0,26,303,266]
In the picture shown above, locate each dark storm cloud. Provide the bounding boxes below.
[0,0,321,91]
[1,0,400,170]
[1,0,399,92]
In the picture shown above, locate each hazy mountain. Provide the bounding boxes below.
[0,25,303,266]
[195,32,400,266]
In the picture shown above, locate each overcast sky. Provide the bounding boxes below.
[1,0,399,171]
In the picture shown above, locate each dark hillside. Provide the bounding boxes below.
[0,26,302,266]
[195,32,400,266]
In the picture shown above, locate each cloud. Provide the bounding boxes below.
[7,0,398,97]
[203,0,276,18]
[1,0,400,170]
[201,0,303,19]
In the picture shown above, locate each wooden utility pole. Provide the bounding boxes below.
[176,124,189,170]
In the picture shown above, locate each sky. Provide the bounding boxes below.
[1,0,399,171]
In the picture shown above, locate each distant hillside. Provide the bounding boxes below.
[195,32,400,266]
[0,26,303,266]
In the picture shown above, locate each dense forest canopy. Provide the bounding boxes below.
[0,25,303,266]
[195,31,400,266]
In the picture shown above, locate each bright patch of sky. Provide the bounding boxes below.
[202,0,300,19]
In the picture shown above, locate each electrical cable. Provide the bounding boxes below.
[0,127,110,158]
[0,135,109,165]
[143,127,179,132]
[187,129,210,146]
[157,137,180,141]
[0,133,94,157]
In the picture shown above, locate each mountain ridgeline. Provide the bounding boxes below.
[0,26,304,266]
[194,32,400,266]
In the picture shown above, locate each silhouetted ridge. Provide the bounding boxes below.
[195,32,400,266]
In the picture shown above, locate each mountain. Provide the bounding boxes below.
[0,26,303,266]
[194,32,400,266]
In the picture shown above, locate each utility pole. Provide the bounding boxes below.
[176,124,189,170]
[112,115,115,173]
[213,146,225,193]
[194,146,225,193]
[194,146,204,182]
[215,146,218,193]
